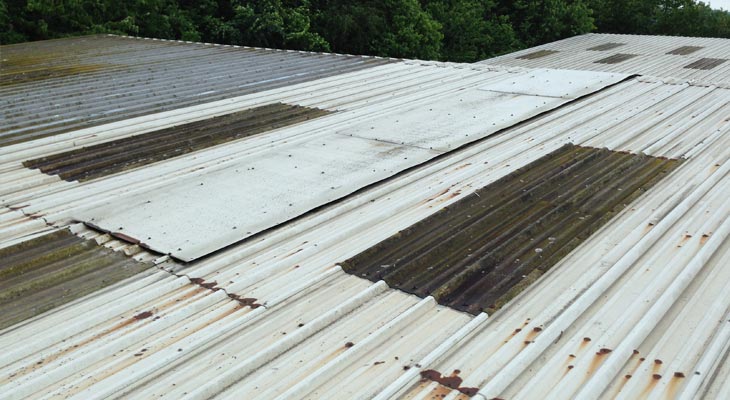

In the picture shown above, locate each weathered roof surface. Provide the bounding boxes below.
[1,58,628,261]
[0,34,390,146]
[0,35,729,400]
[480,33,730,84]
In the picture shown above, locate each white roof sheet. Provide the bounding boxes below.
[72,67,627,261]
[480,33,730,85]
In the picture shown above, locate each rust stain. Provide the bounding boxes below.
[678,234,693,247]
[420,369,479,397]
[666,373,686,399]
[588,351,607,376]
[613,353,645,394]
[639,373,661,398]
[426,383,453,399]
[133,311,153,320]
[188,277,263,308]
[524,328,541,342]
[424,188,451,204]
[111,231,141,244]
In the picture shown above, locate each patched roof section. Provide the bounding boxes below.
[0,229,153,329]
[22,103,331,182]
[594,53,638,64]
[666,45,704,55]
[684,57,727,70]
[341,144,682,314]
[587,42,626,51]
[516,49,559,60]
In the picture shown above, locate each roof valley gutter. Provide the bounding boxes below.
[476,159,729,399]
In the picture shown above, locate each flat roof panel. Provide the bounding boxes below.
[74,69,628,261]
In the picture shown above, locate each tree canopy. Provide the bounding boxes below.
[2,0,729,62]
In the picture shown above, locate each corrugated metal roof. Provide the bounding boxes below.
[0,34,390,146]
[480,33,730,85]
[0,35,729,399]
[0,228,155,330]
[67,68,627,261]
[341,144,682,315]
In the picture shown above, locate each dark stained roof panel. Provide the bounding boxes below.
[587,42,626,51]
[516,50,559,60]
[666,45,704,55]
[341,144,682,315]
[23,103,331,182]
[684,58,727,70]
[594,53,638,64]
[0,229,153,329]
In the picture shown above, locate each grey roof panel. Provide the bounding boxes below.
[0,35,390,146]
[480,33,730,84]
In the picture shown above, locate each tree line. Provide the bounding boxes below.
[2,1,729,62]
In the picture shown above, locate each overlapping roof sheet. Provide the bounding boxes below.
[480,33,730,85]
[1,34,729,399]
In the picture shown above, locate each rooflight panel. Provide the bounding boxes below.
[340,144,682,315]
[594,53,637,64]
[23,103,331,182]
[684,58,727,70]
[516,50,559,60]
[587,42,626,51]
[666,46,704,55]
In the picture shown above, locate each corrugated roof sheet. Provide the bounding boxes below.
[0,34,729,399]
[0,34,390,146]
[480,33,730,84]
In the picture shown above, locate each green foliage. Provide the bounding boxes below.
[2,0,729,59]
[311,0,442,59]
[495,0,595,47]
[425,0,519,62]
[587,0,730,37]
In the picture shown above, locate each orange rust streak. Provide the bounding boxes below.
[639,375,661,398]
[666,374,685,399]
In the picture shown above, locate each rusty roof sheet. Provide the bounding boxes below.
[0,35,729,400]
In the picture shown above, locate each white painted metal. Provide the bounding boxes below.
[481,33,730,85]
[72,67,627,261]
